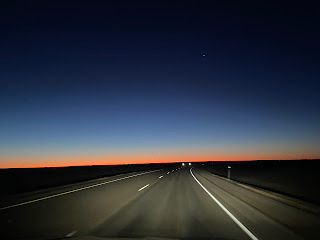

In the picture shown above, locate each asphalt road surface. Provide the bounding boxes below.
[1,167,320,240]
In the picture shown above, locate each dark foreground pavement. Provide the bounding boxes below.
[1,167,320,240]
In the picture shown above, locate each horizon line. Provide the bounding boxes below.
[1,158,320,169]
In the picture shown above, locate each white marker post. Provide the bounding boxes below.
[227,166,231,179]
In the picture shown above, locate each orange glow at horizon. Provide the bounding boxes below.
[1,151,319,168]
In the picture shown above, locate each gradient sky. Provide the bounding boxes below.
[1,0,320,168]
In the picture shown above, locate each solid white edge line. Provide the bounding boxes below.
[0,169,161,211]
[66,229,78,237]
[138,184,149,191]
[190,168,259,240]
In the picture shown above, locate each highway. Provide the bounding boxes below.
[1,166,320,240]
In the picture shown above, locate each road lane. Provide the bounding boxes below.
[0,169,162,211]
[1,166,320,239]
[0,168,169,239]
[190,168,258,240]
[193,168,320,240]
[91,167,251,239]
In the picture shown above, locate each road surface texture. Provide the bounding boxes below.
[1,167,320,240]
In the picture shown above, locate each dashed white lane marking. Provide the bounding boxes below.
[190,168,259,240]
[66,229,78,237]
[0,169,161,211]
[159,176,163,178]
[167,172,170,174]
[138,184,149,191]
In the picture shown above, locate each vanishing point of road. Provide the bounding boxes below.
[1,166,320,239]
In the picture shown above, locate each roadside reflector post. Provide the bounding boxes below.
[227,166,231,179]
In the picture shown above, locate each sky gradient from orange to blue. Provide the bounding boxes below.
[1,1,320,168]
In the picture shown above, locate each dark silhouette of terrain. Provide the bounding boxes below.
[1,160,319,205]
[204,159,320,205]
[0,163,179,197]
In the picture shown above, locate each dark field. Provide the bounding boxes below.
[1,160,320,205]
[203,159,320,205]
[0,163,179,197]
[1,160,320,240]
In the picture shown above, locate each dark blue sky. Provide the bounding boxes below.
[1,0,319,167]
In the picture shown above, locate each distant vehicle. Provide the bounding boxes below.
[182,163,185,166]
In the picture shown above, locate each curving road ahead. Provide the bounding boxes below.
[1,166,320,240]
